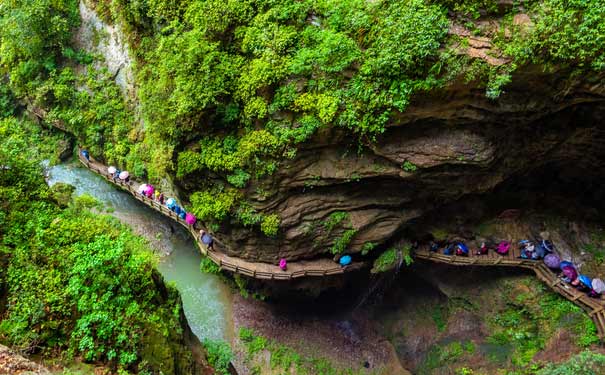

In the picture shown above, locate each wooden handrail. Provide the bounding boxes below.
[77,151,360,281]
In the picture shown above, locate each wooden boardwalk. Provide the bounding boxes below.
[414,246,605,340]
[77,152,361,280]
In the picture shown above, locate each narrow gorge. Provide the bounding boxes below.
[2,0,605,374]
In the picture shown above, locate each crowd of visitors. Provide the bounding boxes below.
[81,149,216,252]
[428,237,605,299]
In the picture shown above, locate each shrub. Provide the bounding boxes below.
[330,229,357,254]
[202,340,233,375]
[261,214,280,237]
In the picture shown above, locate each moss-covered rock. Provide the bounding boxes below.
[49,182,75,208]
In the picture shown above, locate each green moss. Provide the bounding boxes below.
[238,327,366,374]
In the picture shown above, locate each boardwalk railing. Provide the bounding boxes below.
[415,248,605,341]
[77,152,360,280]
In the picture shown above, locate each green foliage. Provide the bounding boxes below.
[487,281,599,368]
[238,327,364,374]
[372,248,398,273]
[402,160,418,172]
[497,0,605,81]
[227,169,251,188]
[432,306,448,332]
[323,211,349,233]
[190,188,240,222]
[330,229,357,255]
[0,82,16,118]
[260,214,280,237]
[360,242,376,256]
[537,350,605,375]
[417,341,476,375]
[0,118,193,373]
[200,256,221,275]
[202,340,233,375]
[73,193,101,211]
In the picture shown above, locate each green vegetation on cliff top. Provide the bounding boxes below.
[1,0,604,236]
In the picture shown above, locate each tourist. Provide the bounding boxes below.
[476,242,489,255]
[496,241,510,255]
[81,149,90,161]
[154,190,160,201]
[339,255,352,267]
[519,240,535,259]
[158,193,164,204]
[199,229,214,249]
[455,242,469,256]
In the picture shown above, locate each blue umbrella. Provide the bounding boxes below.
[339,255,352,266]
[456,243,469,254]
[579,275,592,288]
[174,206,182,215]
[202,234,213,245]
[179,211,186,219]
[166,198,176,208]
[559,261,574,270]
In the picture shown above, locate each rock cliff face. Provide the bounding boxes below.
[214,69,605,262]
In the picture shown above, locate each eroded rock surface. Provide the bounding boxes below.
[213,69,605,263]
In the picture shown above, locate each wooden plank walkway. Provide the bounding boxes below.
[415,246,605,340]
[77,152,362,280]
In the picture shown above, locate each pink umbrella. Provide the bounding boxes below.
[562,266,578,282]
[185,213,196,225]
[119,171,129,180]
[144,185,154,197]
[279,258,287,271]
[496,241,510,255]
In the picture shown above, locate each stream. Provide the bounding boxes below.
[46,162,234,343]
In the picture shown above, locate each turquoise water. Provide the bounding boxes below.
[47,162,233,342]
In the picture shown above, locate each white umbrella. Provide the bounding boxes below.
[108,166,116,174]
[592,278,605,294]
[137,184,148,194]
[119,171,129,180]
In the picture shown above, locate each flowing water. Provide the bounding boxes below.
[46,162,233,342]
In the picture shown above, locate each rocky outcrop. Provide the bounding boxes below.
[0,344,50,375]
[214,68,605,263]
[73,0,135,98]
